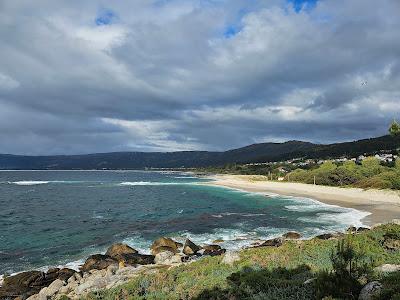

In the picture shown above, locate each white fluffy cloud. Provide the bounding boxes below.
[0,0,399,154]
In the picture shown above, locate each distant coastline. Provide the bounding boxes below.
[205,174,400,226]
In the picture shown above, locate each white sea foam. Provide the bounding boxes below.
[9,180,84,186]
[211,212,266,218]
[212,184,371,229]
[10,181,50,185]
[283,195,371,228]
[119,181,195,186]
[122,235,153,255]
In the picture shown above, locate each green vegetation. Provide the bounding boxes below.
[86,224,400,300]
[287,158,400,190]
[201,155,400,190]
[389,120,400,137]
[314,239,373,299]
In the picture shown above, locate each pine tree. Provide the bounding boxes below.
[389,120,400,136]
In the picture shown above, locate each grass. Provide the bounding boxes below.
[86,224,400,300]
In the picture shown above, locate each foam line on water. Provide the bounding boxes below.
[205,183,371,228]
[118,181,197,186]
[9,180,88,186]
[10,181,50,186]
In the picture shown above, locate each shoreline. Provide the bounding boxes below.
[205,174,400,226]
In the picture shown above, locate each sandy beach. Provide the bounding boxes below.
[206,174,400,226]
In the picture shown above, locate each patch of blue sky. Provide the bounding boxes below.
[288,0,318,13]
[223,26,238,38]
[222,6,249,39]
[95,9,117,26]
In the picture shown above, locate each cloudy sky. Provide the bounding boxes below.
[1,0,400,155]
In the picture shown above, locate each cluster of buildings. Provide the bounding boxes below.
[244,150,398,171]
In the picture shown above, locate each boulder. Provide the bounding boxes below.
[150,237,180,255]
[151,246,178,255]
[118,253,154,266]
[347,226,357,233]
[155,251,175,264]
[0,271,46,299]
[202,245,226,256]
[105,243,138,261]
[283,232,302,239]
[155,252,182,265]
[213,239,224,244]
[38,279,65,298]
[391,219,400,225]
[314,232,344,240]
[258,237,284,247]
[374,264,400,273]
[358,281,382,300]
[57,268,76,282]
[357,227,370,233]
[183,239,201,256]
[221,251,240,265]
[80,254,117,272]
[315,233,336,240]
[382,237,400,251]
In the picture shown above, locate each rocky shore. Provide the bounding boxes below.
[0,236,228,300]
[1,222,399,300]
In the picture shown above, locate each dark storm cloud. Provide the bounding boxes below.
[0,0,399,154]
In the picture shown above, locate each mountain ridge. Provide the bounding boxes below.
[0,135,399,169]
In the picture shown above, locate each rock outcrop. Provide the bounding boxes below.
[80,254,117,272]
[105,243,138,260]
[347,226,357,233]
[358,281,382,300]
[150,237,180,255]
[382,233,400,251]
[0,268,75,300]
[283,232,302,239]
[314,232,344,240]
[118,253,155,266]
[183,239,200,256]
[202,245,226,256]
[252,237,284,248]
[357,227,370,233]
[154,252,183,265]
[374,264,400,273]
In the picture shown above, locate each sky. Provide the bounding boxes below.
[0,0,400,155]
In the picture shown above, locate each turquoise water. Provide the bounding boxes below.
[0,171,369,275]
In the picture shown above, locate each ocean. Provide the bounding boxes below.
[0,170,369,275]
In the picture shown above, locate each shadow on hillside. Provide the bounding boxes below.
[192,264,316,300]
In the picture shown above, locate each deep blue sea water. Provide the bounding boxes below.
[0,170,369,275]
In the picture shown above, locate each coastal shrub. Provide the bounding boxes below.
[194,265,315,300]
[315,238,373,299]
[360,157,383,177]
[287,169,311,182]
[354,176,393,189]
[377,170,400,190]
[378,271,400,299]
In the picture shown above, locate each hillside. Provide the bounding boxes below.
[0,135,399,170]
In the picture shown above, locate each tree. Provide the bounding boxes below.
[360,157,382,177]
[389,120,400,136]
[342,160,357,172]
[319,161,337,171]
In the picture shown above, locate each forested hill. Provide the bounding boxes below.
[0,135,399,169]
